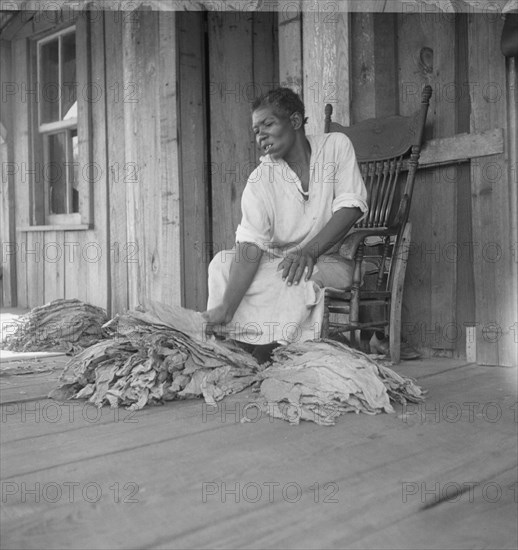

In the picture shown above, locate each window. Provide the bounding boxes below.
[36,26,80,225]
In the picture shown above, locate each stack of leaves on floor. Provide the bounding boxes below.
[48,299,425,423]
[48,300,261,410]
[257,340,425,426]
[2,299,109,353]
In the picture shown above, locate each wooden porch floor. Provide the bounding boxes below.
[1,355,516,550]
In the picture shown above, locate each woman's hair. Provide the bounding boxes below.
[252,87,308,125]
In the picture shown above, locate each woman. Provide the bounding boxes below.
[203,88,368,358]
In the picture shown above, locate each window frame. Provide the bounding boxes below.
[24,20,91,231]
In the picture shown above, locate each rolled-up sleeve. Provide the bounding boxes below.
[331,134,369,218]
[235,178,271,250]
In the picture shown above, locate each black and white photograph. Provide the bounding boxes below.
[0,0,517,548]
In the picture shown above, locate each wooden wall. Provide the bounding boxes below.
[178,11,278,311]
[207,11,279,253]
[2,10,182,315]
[3,7,516,366]
[0,39,15,307]
[6,14,110,312]
[279,9,517,366]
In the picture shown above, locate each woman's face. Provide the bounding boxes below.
[252,106,296,160]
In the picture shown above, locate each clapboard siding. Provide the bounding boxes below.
[468,15,516,366]
[0,39,16,307]
[208,11,278,253]
[3,7,516,366]
[178,11,209,311]
[6,11,181,314]
[280,10,516,365]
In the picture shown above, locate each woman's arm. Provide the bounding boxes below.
[278,206,362,286]
[203,242,263,326]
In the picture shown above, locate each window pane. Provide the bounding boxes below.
[40,40,59,123]
[47,132,68,214]
[71,129,79,213]
[62,32,76,120]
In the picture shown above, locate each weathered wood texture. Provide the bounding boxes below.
[468,14,516,367]
[0,39,16,307]
[303,9,350,133]
[309,11,515,364]
[104,11,128,315]
[397,13,458,353]
[1,358,516,549]
[453,13,476,361]
[12,37,30,309]
[418,129,504,167]
[178,12,209,311]
[278,1,302,93]
[208,12,278,252]
[7,15,109,311]
[350,13,398,123]
[105,10,182,312]
[7,11,182,314]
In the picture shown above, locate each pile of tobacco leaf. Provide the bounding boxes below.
[48,299,425,423]
[48,299,261,410]
[2,299,109,353]
[257,340,425,426]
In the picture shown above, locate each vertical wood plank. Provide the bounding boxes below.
[397,13,457,353]
[253,11,279,97]
[122,12,141,309]
[0,39,16,307]
[12,38,30,308]
[454,13,476,359]
[158,11,181,307]
[278,1,302,94]
[43,231,65,303]
[468,14,515,366]
[253,11,279,163]
[178,11,209,311]
[123,10,177,308]
[85,11,109,310]
[350,13,398,123]
[505,56,518,367]
[303,10,350,134]
[64,230,88,303]
[25,231,44,308]
[135,10,160,305]
[104,10,128,314]
[208,11,255,252]
[350,13,376,123]
[373,13,398,118]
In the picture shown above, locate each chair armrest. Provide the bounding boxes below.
[339,228,397,260]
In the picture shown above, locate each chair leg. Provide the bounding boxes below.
[389,222,412,364]
[321,294,330,339]
[350,243,364,326]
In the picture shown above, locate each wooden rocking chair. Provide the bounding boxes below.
[321,85,432,363]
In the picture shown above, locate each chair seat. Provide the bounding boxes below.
[326,289,391,301]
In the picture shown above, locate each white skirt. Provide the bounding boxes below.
[207,250,355,345]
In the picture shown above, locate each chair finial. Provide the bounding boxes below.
[421,84,432,104]
[324,104,333,133]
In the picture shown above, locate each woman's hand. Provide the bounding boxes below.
[278,248,316,286]
[202,304,233,329]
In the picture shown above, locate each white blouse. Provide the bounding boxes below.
[235,132,368,257]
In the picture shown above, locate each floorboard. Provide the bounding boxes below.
[1,358,516,550]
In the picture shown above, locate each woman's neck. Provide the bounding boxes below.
[284,133,311,169]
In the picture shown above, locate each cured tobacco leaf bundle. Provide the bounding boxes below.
[2,299,108,353]
[258,339,425,426]
[48,299,425,423]
[49,300,261,410]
